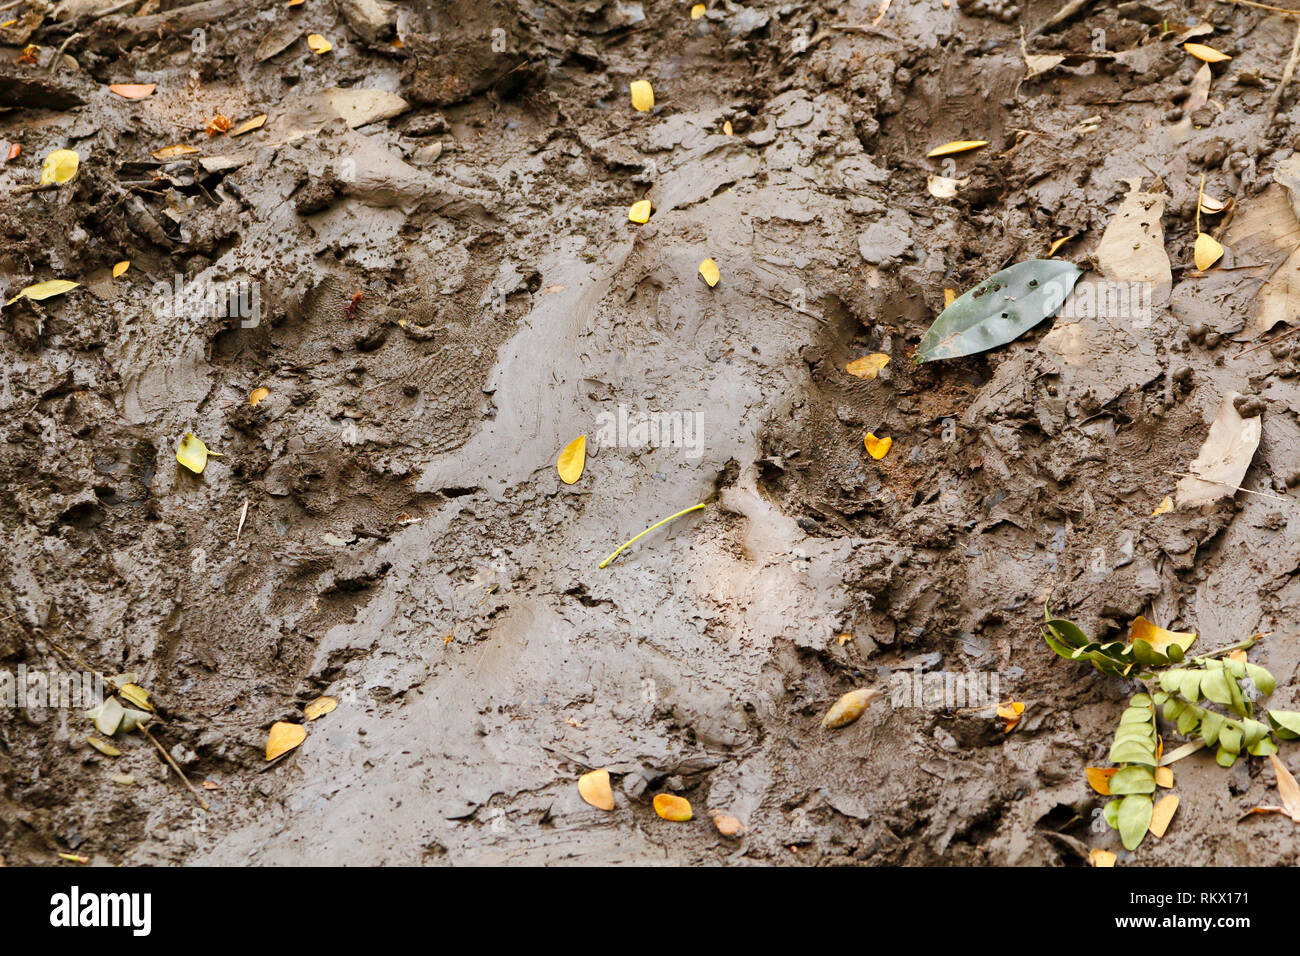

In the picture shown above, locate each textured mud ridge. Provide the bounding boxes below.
[5,0,1300,866]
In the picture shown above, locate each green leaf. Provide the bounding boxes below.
[916,259,1084,362]
[1200,710,1226,746]
[1249,736,1279,757]
[1103,798,1122,830]
[1117,794,1154,851]
[1216,745,1238,768]
[1110,742,1157,765]
[1241,719,1270,749]
[1268,710,1300,740]
[1201,668,1234,708]
[1041,627,1080,661]
[1177,707,1200,735]
[1179,670,1203,703]
[1044,618,1089,648]
[1246,663,1276,697]
[1130,693,1153,708]
[1218,724,1243,756]
[1120,707,1154,725]
[1109,765,1157,795]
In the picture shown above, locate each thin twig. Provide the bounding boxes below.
[1236,324,1300,357]
[47,32,82,73]
[1264,18,1300,133]
[140,725,209,811]
[1217,0,1300,15]
[1166,470,1289,502]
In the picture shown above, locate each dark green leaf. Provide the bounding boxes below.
[916,259,1084,362]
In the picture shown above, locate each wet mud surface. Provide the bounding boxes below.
[6,0,1300,865]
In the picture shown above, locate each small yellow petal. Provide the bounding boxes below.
[249,386,270,406]
[266,721,306,761]
[630,80,654,112]
[557,435,586,484]
[1194,232,1223,272]
[1047,235,1074,256]
[578,769,616,810]
[176,432,210,474]
[926,139,987,158]
[1184,42,1230,63]
[307,33,333,54]
[1149,794,1179,838]
[304,696,337,720]
[1155,766,1174,788]
[723,120,733,136]
[38,148,79,186]
[943,287,957,307]
[628,199,652,223]
[846,353,890,379]
[690,3,705,18]
[112,260,130,278]
[653,793,693,821]
[712,812,746,836]
[823,688,879,728]
[1089,848,1117,867]
[698,258,720,287]
[1151,496,1173,516]
[863,432,892,460]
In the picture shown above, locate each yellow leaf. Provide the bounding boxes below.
[1149,794,1179,838]
[58,852,89,864]
[176,432,211,474]
[152,144,200,160]
[698,258,720,287]
[653,793,693,821]
[307,33,333,54]
[1155,766,1174,788]
[1151,496,1173,516]
[249,386,270,406]
[1199,193,1232,215]
[1047,235,1074,256]
[304,696,337,720]
[557,435,586,484]
[712,812,746,836]
[1089,848,1117,867]
[846,353,890,379]
[1128,616,1196,657]
[578,769,615,810]
[629,79,654,112]
[863,432,892,460]
[87,736,121,757]
[836,632,852,646]
[1194,232,1223,271]
[690,3,705,18]
[1086,767,1119,795]
[229,114,268,136]
[6,279,80,305]
[926,139,988,158]
[943,287,957,307]
[119,683,152,712]
[288,0,304,5]
[266,721,306,761]
[723,120,733,136]
[1184,42,1231,63]
[628,199,652,223]
[823,687,879,729]
[112,260,130,278]
[39,148,79,185]
[108,83,156,98]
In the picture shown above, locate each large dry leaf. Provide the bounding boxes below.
[1094,178,1171,306]
[1175,392,1262,508]
[1224,157,1300,338]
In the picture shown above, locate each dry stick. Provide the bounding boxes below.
[1263,18,1300,133]
[1217,0,1300,14]
[1236,323,1300,357]
[47,32,82,73]
[140,725,209,811]
[1165,470,1289,501]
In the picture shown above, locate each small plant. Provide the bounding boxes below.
[1042,607,1300,851]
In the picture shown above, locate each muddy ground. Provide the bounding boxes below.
[6,0,1300,866]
